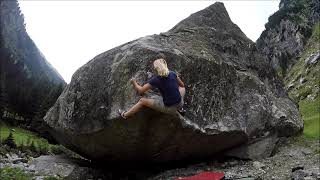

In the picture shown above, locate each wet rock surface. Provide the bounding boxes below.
[44,2,302,163]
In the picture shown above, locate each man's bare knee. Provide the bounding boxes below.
[139,98,148,106]
[139,98,153,107]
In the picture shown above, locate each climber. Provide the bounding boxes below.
[119,58,186,119]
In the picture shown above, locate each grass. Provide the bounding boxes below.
[0,121,85,159]
[0,121,51,152]
[0,122,80,179]
[0,166,63,180]
[0,121,70,155]
[0,166,34,180]
[300,97,320,139]
[285,24,320,103]
[284,23,320,140]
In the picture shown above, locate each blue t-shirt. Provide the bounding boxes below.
[148,71,181,106]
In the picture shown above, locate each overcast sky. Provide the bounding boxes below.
[19,1,280,83]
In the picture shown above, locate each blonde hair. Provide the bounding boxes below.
[153,58,169,77]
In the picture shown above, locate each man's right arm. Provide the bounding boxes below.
[131,78,152,95]
[177,76,185,87]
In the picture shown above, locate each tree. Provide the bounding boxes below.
[3,129,16,148]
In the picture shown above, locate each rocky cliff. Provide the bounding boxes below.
[44,2,302,163]
[284,23,319,103]
[257,0,319,139]
[257,0,319,77]
[0,1,66,135]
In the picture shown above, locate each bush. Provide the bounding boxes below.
[39,143,49,155]
[18,143,27,152]
[29,141,37,152]
[50,145,64,155]
[298,87,313,100]
[0,166,34,180]
[3,130,16,148]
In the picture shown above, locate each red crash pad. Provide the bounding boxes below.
[176,171,225,180]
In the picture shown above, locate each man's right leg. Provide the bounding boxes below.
[124,98,155,118]
[178,87,186,115]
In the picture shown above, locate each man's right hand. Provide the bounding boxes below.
[130,78,136,84]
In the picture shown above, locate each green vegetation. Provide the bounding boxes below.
[300,97,320,139]
[2,130,17,148]
[0,166,63,180]
[0,166,34,180]
[0,122,82,179]
[0,121,85,159]
[285,23,319,101]
[285,24,320,139]
[0,121,70,156]
[0,122,51,153]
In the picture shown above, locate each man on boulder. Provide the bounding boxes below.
[119,58,186,119]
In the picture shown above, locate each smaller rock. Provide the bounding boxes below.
[12,158,28,164]
[305,52,320,65]
[11,153,18,159]
[304,176,314,180]
[228,161,238,166]
[301,148,313,155]
[0,158,9,163]
[5,153,11,159]
[28,164,35,170]
[287,83,295,91]
[238,177,255,180]
[253,161,265,169]
[299,78,307,84]
[12,163,25,169]
[291,169,307,180]
[34,176,45,180]
[308,167,320,178]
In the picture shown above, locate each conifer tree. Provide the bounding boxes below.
[3,129,16,148]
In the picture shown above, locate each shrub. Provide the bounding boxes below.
[18,143,27,152]
[298,87,313,100]
[3,130,16,148]
[0,166,34,180]
[29,141,37,152]
[39,143,49,155]
[50,145,64,155]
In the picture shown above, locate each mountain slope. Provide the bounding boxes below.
[0,0,66,136]
[285,23,319,139]
[257,0,319,139]
[257,0,319,77]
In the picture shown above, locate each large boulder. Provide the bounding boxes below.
[44,2,303,163]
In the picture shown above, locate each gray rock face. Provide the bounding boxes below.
[257,0,320,77]
[29,155,77,177]
[44,2,302,163]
